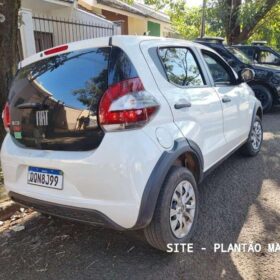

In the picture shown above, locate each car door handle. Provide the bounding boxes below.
[222,96,231,103]
[174,102,192,109]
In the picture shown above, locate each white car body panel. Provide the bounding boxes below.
[19,37,111,68]
[140,40,228,171]
[1,130,162,228]
[214,83,252,149]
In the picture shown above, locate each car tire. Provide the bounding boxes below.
[144,166,199,251]
[240,116,263,157]
[251,84,273,113]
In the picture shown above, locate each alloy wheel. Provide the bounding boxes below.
[251,120,262,150]
[169,180,196,238]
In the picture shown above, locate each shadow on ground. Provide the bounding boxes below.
[0,108,280,280]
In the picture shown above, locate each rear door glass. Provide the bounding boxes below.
[158,47,205,87]
[202,52,233,85]
[9,47,110,151]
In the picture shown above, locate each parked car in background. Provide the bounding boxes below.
[1,36,263,251]
[196,37,280,112]
[234,41,280,67]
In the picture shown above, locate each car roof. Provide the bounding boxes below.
[19,35,208,68]
[194,40,227,50]
[112,35,206,48]
[234,44,269,49]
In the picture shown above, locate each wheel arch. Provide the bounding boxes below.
[256,106,263,120]
[249,81,278,103]
[250,102,263,135]
[131,138,204,229]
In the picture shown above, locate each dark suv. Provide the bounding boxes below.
[234,41,280,67]
[195,37,280,112]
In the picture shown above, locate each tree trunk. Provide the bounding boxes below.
[230,0,278,44]
[226,0,241,45]
[0,0,21,144]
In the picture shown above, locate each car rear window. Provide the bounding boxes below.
[12,48,110,111]
[9,47,111,151]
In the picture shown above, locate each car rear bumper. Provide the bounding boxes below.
[1,132,162,229]
[9,191,124,230]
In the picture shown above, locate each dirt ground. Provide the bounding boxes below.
[0,108,280,280]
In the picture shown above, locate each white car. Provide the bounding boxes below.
[1,36,263,251]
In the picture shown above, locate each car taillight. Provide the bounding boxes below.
[2,102,10,132]
[99,77,159,131]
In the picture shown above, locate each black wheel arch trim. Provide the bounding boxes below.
[131,138,204,229]
[249,81,278,103]
[251,102,263,134]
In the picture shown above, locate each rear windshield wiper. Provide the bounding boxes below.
[17,102,47,110]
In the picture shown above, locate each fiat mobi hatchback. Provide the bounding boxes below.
[1,36,263,251]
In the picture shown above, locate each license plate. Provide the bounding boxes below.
[27,166,63,190]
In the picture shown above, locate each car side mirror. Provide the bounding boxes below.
[239,68,255,83]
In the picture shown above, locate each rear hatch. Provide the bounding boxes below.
[8,47,111,151]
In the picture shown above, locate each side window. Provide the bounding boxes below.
[258,50,279,64]
[240,47,254,59]
[202,52,233,85]
[108,47,138,86]
[158,47,205,87]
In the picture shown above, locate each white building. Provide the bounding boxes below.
[19,0,120,59]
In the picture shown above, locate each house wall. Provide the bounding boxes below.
[78,0,173,37]
[128,17,171,37]
[147,21,160,36]
[22,0,73,17]
[146,18,171,37]
[128,17,146,35]
[101,9,128,35]
[19,9,36,58]
[19,0,119,58]
[158,21,172,37]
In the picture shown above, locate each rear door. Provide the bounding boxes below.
[201,50,251,148]
[9,46,111,151]
[140,41,227,171]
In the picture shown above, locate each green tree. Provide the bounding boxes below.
[132,0,279,45]
[249,3,280,49]
[206,0,280,44]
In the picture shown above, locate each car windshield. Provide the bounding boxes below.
[227,47,252,64]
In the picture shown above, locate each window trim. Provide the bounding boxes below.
[157,46,208,89]
[201,49,238,87]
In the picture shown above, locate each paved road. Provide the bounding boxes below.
[1,108,280,280]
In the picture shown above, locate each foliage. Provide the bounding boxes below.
[249,4,280,50]
[170,6,201,39]
[189,0,279,44]
[171,5,223,40]
[126,0,280,46]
